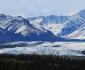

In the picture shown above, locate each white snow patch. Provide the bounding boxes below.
[43,23,64,35]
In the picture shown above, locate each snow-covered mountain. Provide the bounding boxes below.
[0,15,56,42]
[29,10,85,40]
[58,10,85,40]
[29,17,64,35]
[0,9,85,42]
[29,15,69,36]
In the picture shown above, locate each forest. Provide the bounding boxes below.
[0,54,85,70]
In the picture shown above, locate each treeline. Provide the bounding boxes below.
[0,54,85,70]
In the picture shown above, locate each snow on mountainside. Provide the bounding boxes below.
[30,17,64,35]
[0,9,85,41]
[68,10,85,39]
[2,16,39,36]
[0,14,12,29]
[67,23,85,39]
[57,10,85,40]
[0,15,56,42]
[30,17,46,31]
[29,10,85,40]
[29,16,68,36]
[43,23,64,35]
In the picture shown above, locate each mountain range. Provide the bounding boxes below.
[0,9,85,42]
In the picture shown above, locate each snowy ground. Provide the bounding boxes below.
[0,41,85,56]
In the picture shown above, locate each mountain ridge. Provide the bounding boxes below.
[0,9,85,42]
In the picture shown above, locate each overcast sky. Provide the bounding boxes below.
[0,0,84,17]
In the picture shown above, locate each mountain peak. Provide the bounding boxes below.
[0,14,7,19]
[78,9,85,19]
[14,16,26,21]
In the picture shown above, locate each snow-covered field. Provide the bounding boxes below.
[0,41,85,56]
